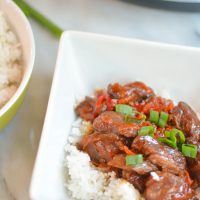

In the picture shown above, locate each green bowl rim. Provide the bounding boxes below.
[0,0,35,117]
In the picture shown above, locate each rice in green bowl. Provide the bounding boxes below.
[0,11,22,109]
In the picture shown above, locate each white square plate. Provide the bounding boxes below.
[30,31,200,200]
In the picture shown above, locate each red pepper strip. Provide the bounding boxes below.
[94,95,116,117]
[106,96,116,111]
[134,103,146,112]
[136,113,144,120]
[142,97,174,114]
[123,146,136,155]
[185,170,193,186]
[93,95,105,117]
[141,121,152,126]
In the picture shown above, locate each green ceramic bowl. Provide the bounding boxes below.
[0,0,35,129]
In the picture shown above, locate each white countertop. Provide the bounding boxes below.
[0,0,200,199]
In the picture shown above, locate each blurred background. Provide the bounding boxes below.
[0,0,200,199]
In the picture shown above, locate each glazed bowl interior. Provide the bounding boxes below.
[30,31,200,200]
[0,0,35,128]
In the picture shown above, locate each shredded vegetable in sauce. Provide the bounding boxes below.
[75,81,200,200]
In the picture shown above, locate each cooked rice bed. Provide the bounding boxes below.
[0,12,22,108]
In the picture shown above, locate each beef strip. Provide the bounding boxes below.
[107,81,154,104]
[188,160,200,186]
[185,137,200,185]
[144,171,196,200]
[169,102,200,184]
[108,154,158,175]
[122,170,147,192]
[75,97,96,121]
[114,123,140,138]
[93,111,140,137]
[169,101,200,139]
[93,111,124,132]
[132,136,186,175]
[78,132,124,163]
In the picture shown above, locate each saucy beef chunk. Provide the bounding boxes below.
[78,132,123,163]
[130,160,158,175]
[93,111,140,137]
[169,102,200,184]
[75,97,96,121]
[169,102,200,139]
[108,154,157,175]
[114,123,140,138]
[93,111,124,132]
[188,160,200,186]
[132,136,186,175]
[189,166,200,187]
[144,172,195,200]
[107,81,154,104]
[185,137,200,185]
[122,170,147,192]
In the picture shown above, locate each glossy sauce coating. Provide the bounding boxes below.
[76,82,199,200]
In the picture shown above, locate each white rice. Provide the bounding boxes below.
[64,119,143,200]
[0,12,22,108]
[197,188,200,199]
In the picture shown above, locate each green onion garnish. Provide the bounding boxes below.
[13,0,63,38]
[126,154,144,166]
[170,129,185,144]
[160,129,186,149]
[164,130,171,138]
[149,110,159,124]
[138,126,154,137]
[158,112,169,128]
[182,144,197,158]
[115,104,133,115]
[116,104,146,124]
[158,137,177,148]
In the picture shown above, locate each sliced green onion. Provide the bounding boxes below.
[170,129,185,144]
[164,131,171,138]
[13,0,63,38]
[149,110,159,124]
[138,126,154,137]
[158,112,169,128]
[164,130,177,145]
[182,144,197,158]
[115,104,133,115]
[158,137,177,148]
[126,154,144,166]
[162,129,186,150]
